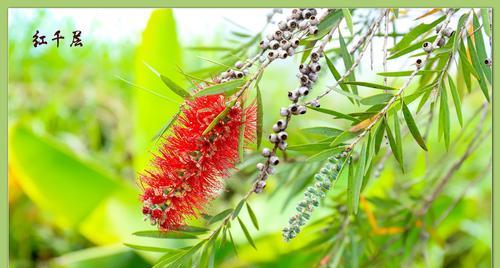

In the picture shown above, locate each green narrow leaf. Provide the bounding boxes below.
[342,8,354,34]
[287,142,332,152]
[384,117,404,171]
[348,144,366,215]
[325,55,354,103]
[393,109,403,169]
[439,83,450,150]
[306,147,345,162]
[160,240,206,268]
[364,133,375,176]
[447,75,463,126]
[246,203,259,230]
[360,93,394,105]
[314,9,343,38]
[208,208,233,224]
[237,217,257,249]
[232,200,245,220]
[388,36,436,60]
[132,230,197,239]
[377,70,438,77]
[457,43,477,94]
[153,110,180,142]
[338,30,358,95]
[401,101,427,151]
[301,127,343,137]
[330,86,362,101]
[202,100,236,135]
[481,8,491,37]
[391,15,445,51]
[374,120,385,154]
[472,12,492,85]
[330,131,356,147]
[124,243,177,253]
[227,228,238,256]
[309,106,361,123]
[341,81,397,91]
[194,79,245,97]
[256,85,263,149]
[237,106,246,163]
[143,61,192,99]
[467,32,490,102]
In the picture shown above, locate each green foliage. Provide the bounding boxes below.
[8,8,492,268]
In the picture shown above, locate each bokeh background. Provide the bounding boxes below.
[8,8,491,267]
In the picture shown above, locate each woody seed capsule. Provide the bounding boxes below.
[273,123,281,133]
[234,71,244,78]
[485,58,492,66]
[287,20,298,30]
[289,104,299,113]
[268,50,278,59]
[310,62,321,72]
[443,27,454,37]
[266,32,274,40]
[278,20,288,31]
[276,119,286,128]
[291,38,300,48]
[422,42,433,53]
[283,31,292,40]
[234,61,244,69]
[437,38,446,47]
[299,20,310,30]
[270,155,280,165]
[308,72,318,82]
[302,9,312,19]
[310,99,320,107]
[280,40,291,49]
[309,26,319,35]
[297,105,307,115]
[309,16,319,26]
[299,75,310,85]
[269,134,279,143]
[287,47,295,56]
[279,50,289,59]
[278,141,288,150]
[415,58,423,69]
[259,40,269,49]
[262,147,272,157]
[280,107,289,116]
[299,64,311,74]
[288,90,299,101]
[256,163,265,170]
[311,51,320,62]
[269,40,280,50]
[278,131,288,140]
[274,30,283,40]
[298,86,309,96]
[291,8,302,19]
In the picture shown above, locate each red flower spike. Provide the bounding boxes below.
[140,93,256,231]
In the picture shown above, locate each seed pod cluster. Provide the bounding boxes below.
[218,64,249,83]
[282,154,349,241]
[422,24,455,54]
[253,8,323,194]
[259,8,320,61]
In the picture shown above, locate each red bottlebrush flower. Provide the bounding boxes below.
[140,93,256,231]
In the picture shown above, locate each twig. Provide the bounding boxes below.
[416,102,489,216]
[434,157,491,226]
[307,9,388,104]
[345,9,455,151]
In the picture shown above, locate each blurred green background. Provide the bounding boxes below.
[8,8,491,267]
